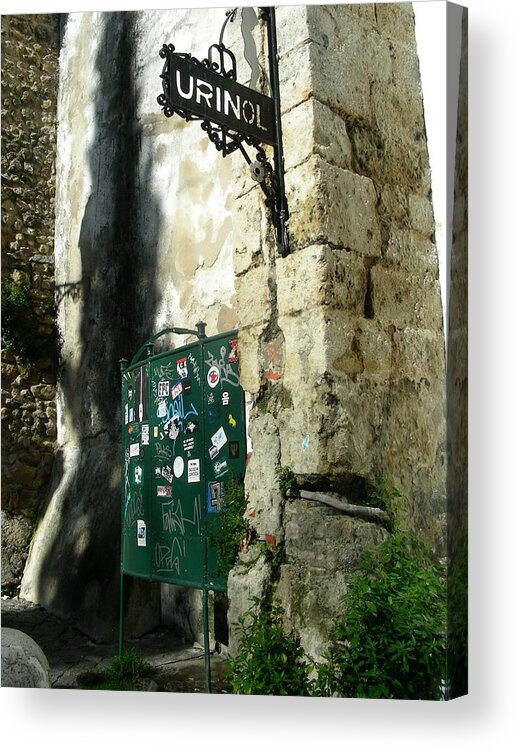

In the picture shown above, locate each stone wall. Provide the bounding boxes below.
[1,14,59,589]
[228,3,446,659]
[18,5,447,657]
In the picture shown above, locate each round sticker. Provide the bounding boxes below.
[173,456,185,478]
[207,366,220,388]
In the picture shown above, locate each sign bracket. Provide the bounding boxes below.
[157,6,289,255]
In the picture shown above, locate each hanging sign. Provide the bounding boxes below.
[162,52,276,146]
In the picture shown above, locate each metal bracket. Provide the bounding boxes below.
[157,7,289,256]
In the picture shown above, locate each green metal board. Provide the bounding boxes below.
[120,329,246,592]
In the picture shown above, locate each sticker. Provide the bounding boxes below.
[158,381,170,397]
[141,424,150,445]
[214,459,228,478]
[124,404,129,425]
[207,366,220,388]
[209,445,219,460]
[157,486,172,497]
[129,443,140,458]
[157,401,167,418]
[127,424,134,434]
[211,426,227,451]
[129,407,135,423]
[207,392,215,405]
[171,381,183,400]
[188,459,201,483]
[161,465,173,483]
[135,466,143,484]
[127,387,133,401]
[183,437,194,452]
[229,441,240,459]
[176,357,188,379]
[184,419,198,434]
[137,520,147,547]
[208,482,222,512]
[228,338,239,363]
[221,391,230,406]
[173,456,185,478]
[183,380,192,393]
[135,366,148,422]
[228,413,237,428]
[155,467,162,478]
[153,426,159,438]
[164,415,180,441]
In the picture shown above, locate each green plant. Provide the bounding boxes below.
[208,474,250,578]
[317,526,446,700]
[368,474,404,527]
[78,649,147,691]
[227,597,314,696]
[1,279,55,363]
[1,280,33,357]
[277,466,298,496]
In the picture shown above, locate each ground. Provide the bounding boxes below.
[1,594,228,693]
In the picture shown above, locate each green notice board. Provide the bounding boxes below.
[120,330,245,592]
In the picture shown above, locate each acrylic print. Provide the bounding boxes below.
[1,1,467,700]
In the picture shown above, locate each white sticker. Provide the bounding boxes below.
[157,486,172,497]
[207,366,220,388]
[209,444,219,460]
[157,401,167,418]
[135,466,143,484]
[188,459,200,483]
[129,443,140,457]
[214,459,228,477]
[161,465,173,483]
[124,404,129,425]
[153,426,159,438]
[137,520,146,547]
[171,381,183,400]
[141,424,149,445]
[129,407,134,423]
[158,381,170,397]
[221,391,230,406]
[211,426,227,451]
[173,456,185,478]
[177,357,188,379]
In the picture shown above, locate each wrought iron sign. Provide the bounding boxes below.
[158,7,289,255]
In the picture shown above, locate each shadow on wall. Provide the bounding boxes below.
[446,7,468,699]
[23,11,163,642]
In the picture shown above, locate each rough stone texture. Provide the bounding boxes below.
[1,627,51,688]
[229,3,447,660]
[1,14,60,587]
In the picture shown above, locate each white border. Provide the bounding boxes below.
[1,1,515,748]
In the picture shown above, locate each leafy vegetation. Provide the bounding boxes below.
[277,466,298,496]
[227,597,314,696]
[78,649,147,691]
[228,478,446,700]
[1,279,55,364]
[317,480,446,700]
[208,474,250,578]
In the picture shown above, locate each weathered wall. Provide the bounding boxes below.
[18,4,447,656]
[1,14,59,589]
[228,3,446,659]
[20,9,239,642]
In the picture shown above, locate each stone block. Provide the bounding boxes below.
[277,244,367,317]
[375,2,416,42]
[235,264,272,329]
[385,227,439,276]
[408,193,435,237]
[282,97,353,172]
[285,157,381,255]
[370,265,443,330]
[236,325,264,395]
[227,549,272,656]
[392,328,445,383]
[245,412,284,539]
